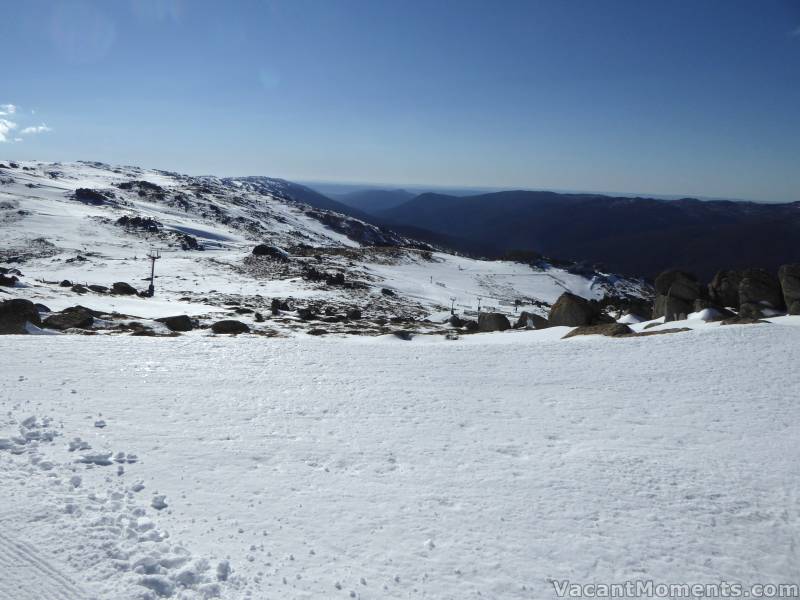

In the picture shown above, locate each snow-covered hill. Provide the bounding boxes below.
[0,160,649,335]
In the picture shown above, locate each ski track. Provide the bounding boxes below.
[0,529,89,600]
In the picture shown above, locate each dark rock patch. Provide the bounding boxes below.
[0,299,42,334]
[563,323,633,339]
[111,281,138,295]
[211,320,250,334]
[155,315,194,332]
[477,312,511,332]
[43,306,94,330]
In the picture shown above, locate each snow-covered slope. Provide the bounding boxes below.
[0,160,649,332]
[2,319,800,599]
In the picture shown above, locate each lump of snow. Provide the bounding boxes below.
[77,451,113,466]
[216,560,230,582]
[151,495,168,510]
[94,419,107,428]
[139,575,175,598]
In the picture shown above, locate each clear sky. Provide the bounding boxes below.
[1,0,799,201]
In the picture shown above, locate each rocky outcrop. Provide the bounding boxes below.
[738,268,783,318]
[778,264,800,315]
[654,270,701,301]
[548,293,600,327]
[514,311,549,330]
[708,270,741,309]
[0,299,42,334]
[652,270,700,321]
[43,306,95,330]
[477,312,511,332]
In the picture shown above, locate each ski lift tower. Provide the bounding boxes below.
[146,250,161,297]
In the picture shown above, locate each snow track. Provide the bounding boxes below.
[0,530,90,600]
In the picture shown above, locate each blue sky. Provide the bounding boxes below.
[1,0,798,201]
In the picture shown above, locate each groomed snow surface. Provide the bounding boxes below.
[3,320,800,599]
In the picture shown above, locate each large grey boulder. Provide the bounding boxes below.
[708,270,741,309]
[478,312,511,332]
[43,306,95,330]
[514,311,549,330]
[652,294,692,322]
[739,268,783,317]
[654,270,701,301]
[778,264,800,315]
[548,292,600,327]
[0,299,42,334]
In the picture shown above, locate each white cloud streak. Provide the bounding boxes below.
[0,119,18,143]
[21,124,52,135]
[0,103,16,116]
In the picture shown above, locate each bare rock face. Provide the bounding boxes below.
[0,299,42,334]
[708,270,741,309]
[778,264,800,314]
[562,323,633,339]
[211,320,250,334]
[739,268,784,318]
[477,312,511,332]
[548,292,600,327]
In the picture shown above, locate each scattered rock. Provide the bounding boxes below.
[514,311,549,329]
[392,330,414,340]
[346,308,362,320]
[71,284,88,294]
[254,312,264,322]
[307,328,328,336]
[88,284,108,294]
[380,288,396,297]
[34,303,51,314]
[563,323,633,338]
[548,292,600,326]
[111,281,138,295]
[477,312,511,332]
[59,279,72,287]
[297,307,316,321]
[211,320,250,334]
[155,315,194,332]
[43,306,94,330]
[0,298,42,334]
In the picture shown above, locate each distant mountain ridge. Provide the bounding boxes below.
[378,190,800,279]
[329,188,415,214]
